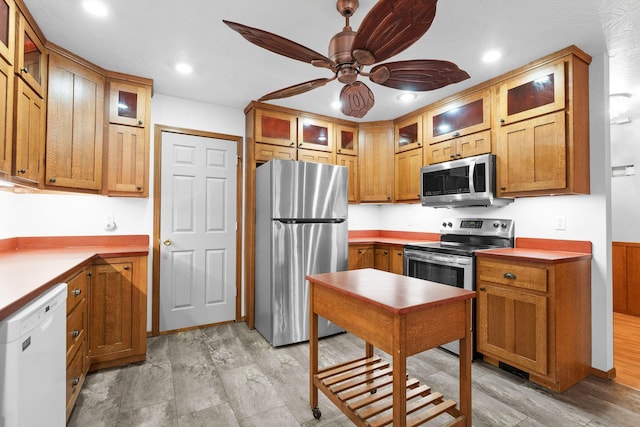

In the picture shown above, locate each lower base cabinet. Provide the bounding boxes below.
[348,243,404,275]
[476,255,591,392]
[65,254,148,420]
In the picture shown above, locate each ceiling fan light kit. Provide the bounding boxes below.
[224,0,469,118]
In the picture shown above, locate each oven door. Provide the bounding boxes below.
[403,249,473,291]
[403,248,474,356]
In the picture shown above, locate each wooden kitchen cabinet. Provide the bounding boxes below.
[358,121,394,203]
[394,113,423,153]
[336,153,358,203]
[0,0,15,65]
[426,129,491,164]
[0,58,12,176]
[254,142,296,162]
[104,76,151,197]
[613,242,640,316]
[374,246,390,271]
[88,255,148,371]
[390,246,404,275]
[476,254,591,392]
[254,107,297,147]
[335,123,357,156]
[297,147,333,164]
[348,244,374,270]
[13,77,45,184]
[15,11,46,98]
[426,89,491,145]
[298,115,333,152]
[45,46,104,191]
[65,267,89,421]
[495,48,590,197]
[394,147,422,202]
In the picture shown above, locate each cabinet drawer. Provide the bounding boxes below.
[66,270,87,314]
[66,340,86,404]
[477,259,548,292]
[66,302,86,359]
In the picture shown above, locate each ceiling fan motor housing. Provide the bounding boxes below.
[330,28,358,84]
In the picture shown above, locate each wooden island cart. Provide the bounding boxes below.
[307,269,475,427]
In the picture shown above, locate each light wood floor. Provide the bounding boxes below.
[614,312,640,390]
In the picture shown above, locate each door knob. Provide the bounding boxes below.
[163,239,172,246]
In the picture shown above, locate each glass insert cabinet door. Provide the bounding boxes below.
[0,0,15,65]
[16,12,46,97]
[426,89,491,145]
[497,61,565,126]
[336,124,357,155]
[255,109,297,147]
[108,81,148,127]
[297,117,333,152]
[394,114,423,153]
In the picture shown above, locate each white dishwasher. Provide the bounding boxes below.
[0,282,67,427]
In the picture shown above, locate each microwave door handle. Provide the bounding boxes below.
[468,160,476,193]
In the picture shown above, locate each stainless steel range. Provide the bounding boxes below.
[404,218,514,355]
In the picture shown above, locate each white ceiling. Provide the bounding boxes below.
[22,0,640,122]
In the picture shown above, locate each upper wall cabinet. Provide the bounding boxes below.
[0,56,12,175]
[13,78,45,184]
[298,116,333,153]
[254,108,297,147]
[108,80,148,128]
[0,0,15,65]
[425,89,491,145]
[495,49,590,197]
[394,113,423,153]
[45,47,104,191]
[335,123,357,156]
[16,12,46,98]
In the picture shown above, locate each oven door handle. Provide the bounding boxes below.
[469,159,476,193]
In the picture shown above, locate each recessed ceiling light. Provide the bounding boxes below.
[397,93,417,103]
[482,49,502,63]
[175,62,193,74]
[82,0,108,17]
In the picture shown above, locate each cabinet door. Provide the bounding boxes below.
[46,51,104,190]
[16,13,46,97]
[90,260,134,358]
[108,81,148,127]
[426,89,490,145]
[255,108,297,147]
[497,111,566,195]
[336,124,357,155]
[374,246,390,272]
[358,122,394,203]
[348,245,374,270]
[0,58,12,175]
[254,141,296,162]
[477,283,548,375]
[497,61,565,126]
[298,116,333,152]
[337,153,358,203]
[105,124,147,196]
[0,0,15,65]
[297,147,334,164]
[390,247,404,275]
[394,147,422,202]
[13,78,45,184]
[394,114,423,153]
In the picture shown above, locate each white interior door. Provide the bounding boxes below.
[159,131,237,332]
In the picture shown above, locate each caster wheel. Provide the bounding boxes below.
[312,407,322,420]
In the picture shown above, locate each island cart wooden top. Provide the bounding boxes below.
[307,268,476,427]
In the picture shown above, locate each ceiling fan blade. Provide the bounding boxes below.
[223,20,334,69]
[369,60,470,91]
[259,78,334,101]
[339,82,375,118]
[351,0,437,65]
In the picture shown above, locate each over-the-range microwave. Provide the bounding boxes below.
[420,153,513,208]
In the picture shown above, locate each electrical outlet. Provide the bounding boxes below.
[555,215,566,231]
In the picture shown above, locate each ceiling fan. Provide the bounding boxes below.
[223,0,470,118]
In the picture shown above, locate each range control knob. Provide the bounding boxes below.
[493,221,500,228]
[442,222,448,228]
[501,223,508,229]
[447,222,453,228]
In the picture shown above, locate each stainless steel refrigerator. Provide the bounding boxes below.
[255,160,348,346]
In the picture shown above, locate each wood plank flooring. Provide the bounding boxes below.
[614,312,640,390]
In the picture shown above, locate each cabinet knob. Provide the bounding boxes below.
[417,142,422,146]
[383,251,388,255]
[453,132,460,137]
[72,329,80,338]
[456,153,461,158]
[338,148,342,153]
[449,154,455,159]
[137,120,143,126]
[72,288,81,296]
[20,67,28,74]
[49,177,57,183]
[504,272,517,280]
[479,287,486,291]
[500,186,506,191]
[17,168,26,174]
[123,265,130,270]
[136,186,142,191]
[290,142,295,146]
[298,143,303,147]
[500,118,505,124]
[72,377,80,386]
